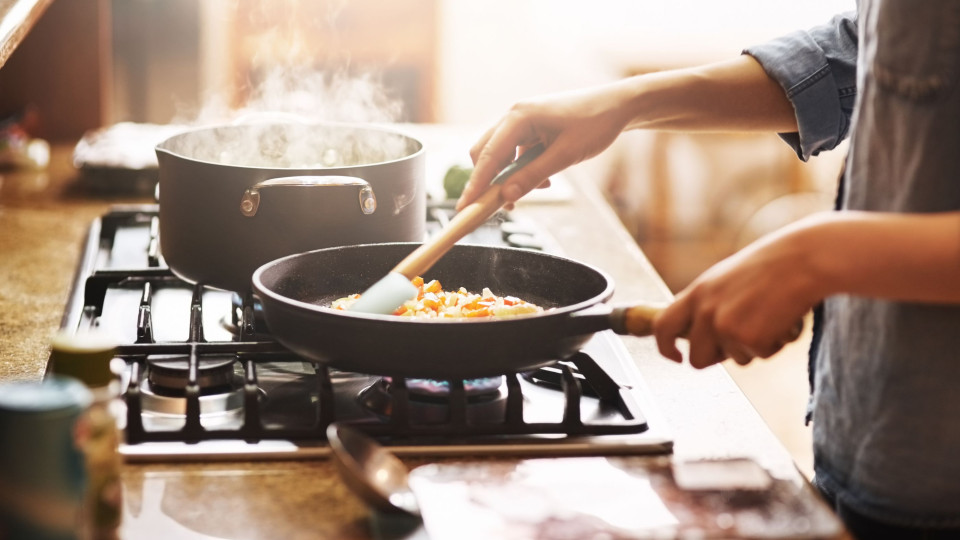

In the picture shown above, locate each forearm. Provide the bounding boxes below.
[801,211,960,304]
[612,55,798,133]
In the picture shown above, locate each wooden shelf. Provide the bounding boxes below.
[0,0,53,68]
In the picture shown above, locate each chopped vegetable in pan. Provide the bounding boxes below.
[331,276,544,318]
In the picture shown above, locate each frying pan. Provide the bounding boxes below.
[252,243,663,379]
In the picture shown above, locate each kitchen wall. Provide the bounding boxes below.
[436,0,854,123]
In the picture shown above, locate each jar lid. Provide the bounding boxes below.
[49,330,118,388]
[0,376,93,416]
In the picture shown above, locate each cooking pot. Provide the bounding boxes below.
[155,122,425,293]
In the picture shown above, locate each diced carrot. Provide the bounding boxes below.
[333,277,543,319]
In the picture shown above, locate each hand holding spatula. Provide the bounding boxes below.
[349,145,546,315]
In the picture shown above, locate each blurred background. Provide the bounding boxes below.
[0,0,855,476]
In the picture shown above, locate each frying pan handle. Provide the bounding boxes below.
[609,304,667,337]
[240,176,377,217]
[609,304,804,341]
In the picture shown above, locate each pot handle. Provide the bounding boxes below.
[240,175,377,217]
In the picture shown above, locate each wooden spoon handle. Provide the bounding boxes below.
[393,144,546,280]
[393,185,504,279]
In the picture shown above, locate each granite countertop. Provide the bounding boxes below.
[0,126,841,539]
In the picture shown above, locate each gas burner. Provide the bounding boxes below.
[137,377,245,431]
[146,354,237,393]
[387,376,504,399]
[358,378,508,424]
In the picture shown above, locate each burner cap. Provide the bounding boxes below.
[359,377,507,421]
[395,376,504,398]
[146,354,237,392]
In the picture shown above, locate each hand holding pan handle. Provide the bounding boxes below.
[605,302,804,352]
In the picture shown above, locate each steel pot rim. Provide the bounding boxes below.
[155,120,425,171]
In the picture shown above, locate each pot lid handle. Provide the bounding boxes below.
[240,175,377,217]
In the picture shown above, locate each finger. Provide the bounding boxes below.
[498,139,576,205]
[502,177,553,203]
[469,124,498,165]
[457,118,533,210]
[786,318,804,342]
[730,353,753,366]
[749,318,805,358]
[653,295,693,363]
[500,143,545,203]
[721,341,755,366]
[687,309,724,369]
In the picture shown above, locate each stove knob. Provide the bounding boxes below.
[506,233,543,250]
[500,221,534,240]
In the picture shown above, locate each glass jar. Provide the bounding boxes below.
[50,331,124,540]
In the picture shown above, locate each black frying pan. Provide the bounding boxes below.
[252,243,663,379]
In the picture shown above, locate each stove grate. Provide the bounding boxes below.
[55,205,650,448]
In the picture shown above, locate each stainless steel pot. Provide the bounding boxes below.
[155,122,425,293]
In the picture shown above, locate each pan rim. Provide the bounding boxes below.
[251,242,616,324]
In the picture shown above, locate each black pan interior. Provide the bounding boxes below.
[260,243,611,314]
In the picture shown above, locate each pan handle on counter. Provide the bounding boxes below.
[240,176,377,217]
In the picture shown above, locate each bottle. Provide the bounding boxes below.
[50,331,124,540]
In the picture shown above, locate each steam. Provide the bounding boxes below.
[169,1,411,169]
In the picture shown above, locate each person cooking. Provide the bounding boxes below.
[455,3,960,537]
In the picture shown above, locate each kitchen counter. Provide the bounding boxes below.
[0,126,841,539]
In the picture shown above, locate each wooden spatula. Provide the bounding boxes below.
[349,145,545,314]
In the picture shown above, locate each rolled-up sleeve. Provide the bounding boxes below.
[744,11,859,161]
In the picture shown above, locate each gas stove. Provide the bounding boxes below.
[52,204,672,461]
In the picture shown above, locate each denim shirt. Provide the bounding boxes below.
[745,0,960,527]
